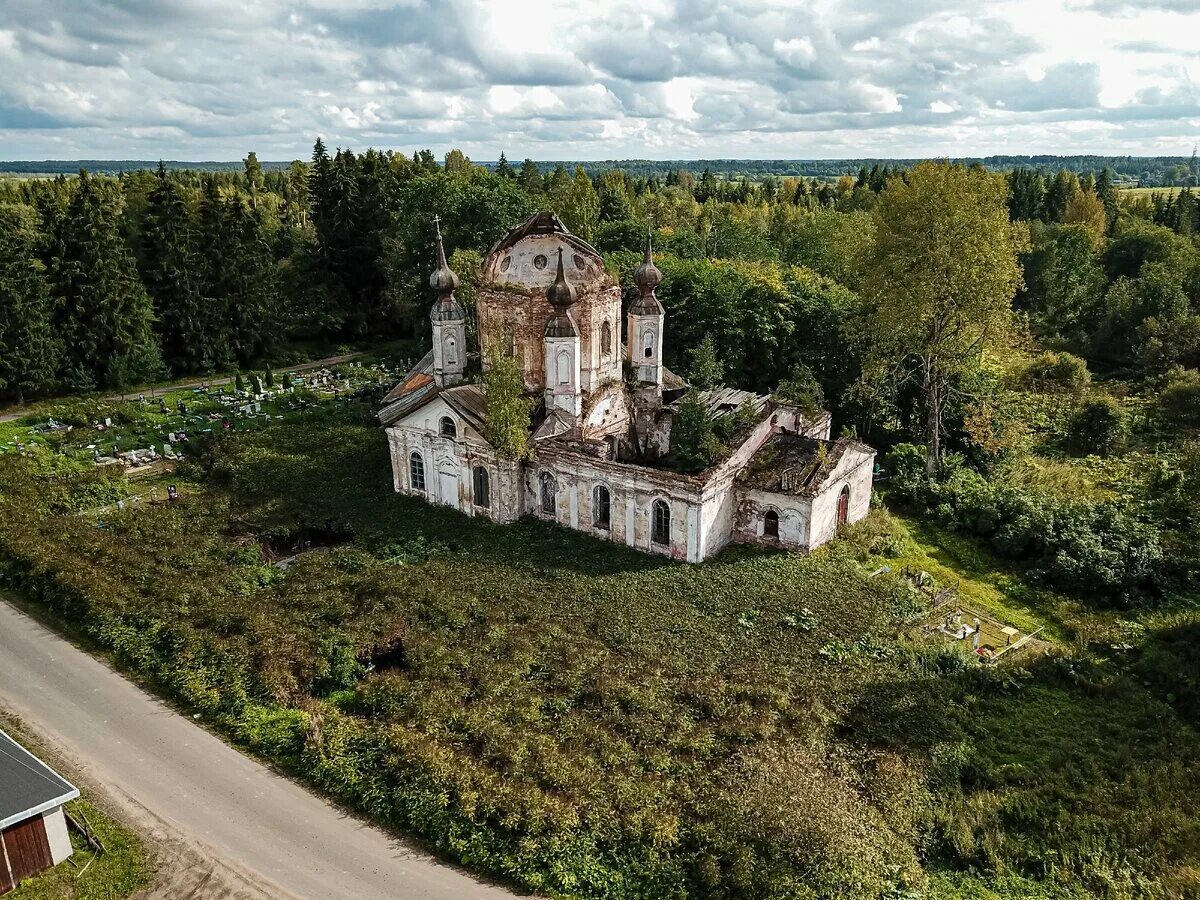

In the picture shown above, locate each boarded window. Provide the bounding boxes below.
[837,485,850,525]
[409,452,426,492]
[593,485,611,529]
[541,473,557,516]
[651,499,671,545]
[473,467,490,508]
[439,416,457,438]
[764,509,779,538]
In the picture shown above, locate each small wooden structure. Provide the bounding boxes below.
[0,729,78,894]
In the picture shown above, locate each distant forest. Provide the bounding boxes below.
[4,152,1199,186]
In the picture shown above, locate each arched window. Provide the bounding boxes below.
[642,327,655,359]
[541,473,557,516]
[409,452,426,493]
[593,484,611,529]
[445,335,458,365]
[764,509,779,538]
[439,415,457,438]
[651,499,671,545]
[557,350,571,385]
[473,466,490,509]
[837,484,851,526]
[600,321,612,355]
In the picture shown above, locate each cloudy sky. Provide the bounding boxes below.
[1,0,1198,161]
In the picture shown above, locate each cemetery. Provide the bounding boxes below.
[0,358,413,478]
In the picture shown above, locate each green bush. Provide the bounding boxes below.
[927,468,1163,601]
[1159,368,1200,427]
[1066,395,1128,457]
[1019,351,1091,394]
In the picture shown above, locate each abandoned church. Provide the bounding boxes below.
[379,212,875,562]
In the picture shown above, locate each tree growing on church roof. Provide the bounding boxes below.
[482,340,535,461]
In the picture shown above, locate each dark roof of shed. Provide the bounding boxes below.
[0,728,79,828]
[485,212,603,263]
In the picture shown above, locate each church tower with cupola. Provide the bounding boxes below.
[429,217,467,389]
[543,248,582,418]
[628,235,665,396]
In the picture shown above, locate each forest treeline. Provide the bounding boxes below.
[2,142,1198,406]
[5,150,1199,186]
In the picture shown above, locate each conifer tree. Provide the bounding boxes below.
[143,161,205,372]
[50,171,155,389]
[519,158,542,196]
[0,204,58,403]
[243,150,264,211]
[496,152,514,179]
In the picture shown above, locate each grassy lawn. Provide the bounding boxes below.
[0,717,148,900]
[1,399,1199,897]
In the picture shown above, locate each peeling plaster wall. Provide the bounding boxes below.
[530,449,705,561]
[482,234,604,290]
[477,284,622,393]
[386,398,523,523]
[582,381,630,439]
[733,488,813,550]
[807,450,876,548]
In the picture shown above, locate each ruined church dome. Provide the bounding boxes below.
[482,212,606,291]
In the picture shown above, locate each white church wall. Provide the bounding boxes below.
[807,450,876,549]
[733,488,812,550]
[532,450,704,560]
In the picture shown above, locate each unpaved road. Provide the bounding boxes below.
[0,598,518,899]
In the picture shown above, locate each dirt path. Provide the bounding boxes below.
[0,352,368,425]
[0,598,517,899]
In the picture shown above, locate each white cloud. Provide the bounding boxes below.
[0,0,1196,159]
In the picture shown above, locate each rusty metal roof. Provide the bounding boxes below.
[485,212,603,264]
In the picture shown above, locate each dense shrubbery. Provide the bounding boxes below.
[5,410,1200,896]
[885,444,1164,601]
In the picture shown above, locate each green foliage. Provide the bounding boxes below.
[1066,395,1129,457]
[924,466,1162,601]
[669,388,723,472]
[774,363,825,417]
[482,344,534,460]
[1158,368,1200,426]
[1018,351,1091,394]
[0,204,58,403]
[685,333,724,389]
[860,162,1026,474]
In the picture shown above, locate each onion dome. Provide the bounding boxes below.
[429,216,466,322]
[545,248,578,337]
[546,247,576,309]
[629,234,664,316]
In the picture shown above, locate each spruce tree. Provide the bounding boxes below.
[0,204,59,403]
[143,161,205,372]
[519,158,541,196]
[50,171,154,389]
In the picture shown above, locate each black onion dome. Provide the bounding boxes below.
[545,247,576,309]
[429,219,460,295]
[632,235,662,293]
[429,217,466,321]
[629,234,664,316]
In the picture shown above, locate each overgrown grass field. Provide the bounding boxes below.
[1,404,1198,898]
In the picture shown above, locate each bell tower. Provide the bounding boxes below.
[544,248,582,418]
[627,235,664,395]
[429,216,467,389]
